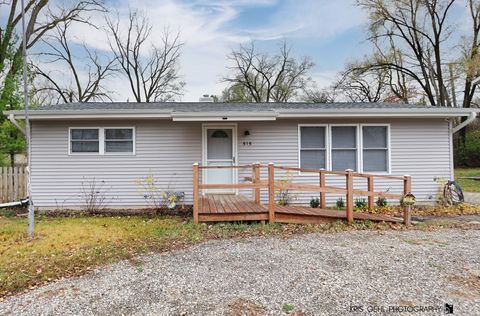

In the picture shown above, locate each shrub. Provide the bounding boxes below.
[310,197,320,208]
[376,196,387,207]
[354,198,368,211]
[336,197,345,210]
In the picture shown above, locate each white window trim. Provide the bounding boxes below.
[68,127,136,156]
[297,123,391,174]
[298,124,328,174]
[360,123,391,174]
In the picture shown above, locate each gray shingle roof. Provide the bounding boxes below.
[37,102,435,112]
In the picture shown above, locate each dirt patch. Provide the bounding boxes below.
[225,298,268,316]
[449,270,480,296]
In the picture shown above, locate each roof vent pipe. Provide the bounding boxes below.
[199,94,214,102]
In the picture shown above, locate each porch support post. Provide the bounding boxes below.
[193,163,199,224]
[253,162,261,204]
[367,176,374,209]
[403,175,412,226]
[268,162,275,223]
[319,168,326,209]
[345,169,354,225]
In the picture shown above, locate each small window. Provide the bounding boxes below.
[70,128,99,153]
[300,126,326,169]
[105,128,134,153]
[362,126,388,172]
[331,126,357,171]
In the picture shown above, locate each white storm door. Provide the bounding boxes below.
[203,125,237,194]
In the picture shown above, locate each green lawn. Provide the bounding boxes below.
[455,168,480,192]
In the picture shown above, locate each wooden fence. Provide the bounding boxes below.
[0,167,28,203]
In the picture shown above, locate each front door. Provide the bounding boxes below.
[203,124,237,194]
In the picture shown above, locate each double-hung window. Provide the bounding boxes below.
[69,127,135,154]
[331,126,358,171]
[70,128,100,153]
[362,125,389,172]
[105,128,134,153]
[299,126,326,169]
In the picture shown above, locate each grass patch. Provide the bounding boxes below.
[455,168,480,193]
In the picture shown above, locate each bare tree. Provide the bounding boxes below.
[223,40,314,102]
[32,21,117,104]
[301,84,337,103]
[357,0,456,107]
[106,10,184,102]
[334,60,389,103]
[0,0,104,107]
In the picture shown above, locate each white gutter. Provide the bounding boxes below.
[452,111,477,133]
[8,113,26,135]
[171,111,278,121]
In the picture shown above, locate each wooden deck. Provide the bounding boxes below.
[199,194,402,224]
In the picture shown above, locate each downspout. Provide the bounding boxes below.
[8,113,26,135]
[452,112,477,134]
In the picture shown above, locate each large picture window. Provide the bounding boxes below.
[298,124,390,173]
[331,126,358,171]
[299,126,327,169]
[69,127,135,155]
[362,125,388,172]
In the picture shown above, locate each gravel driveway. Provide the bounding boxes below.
[1,228,479,316]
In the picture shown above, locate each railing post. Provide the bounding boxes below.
[268,163,275,223]
[193,163,199,224]
[367,176,374,209]
[319,168,326,209]
[253,162,261,205]
[345,169,354,224]
[403,175,412,226]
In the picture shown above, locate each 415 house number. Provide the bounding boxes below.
[242,141,252,146]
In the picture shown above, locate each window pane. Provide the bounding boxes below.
[105,128,133,140]
[207,129,232,159]
[363,149,387,172]
[363,126,387,148]
[332,126,356,148]
[301,127,325,148]
[332,150,357,171]
[71,141,99,153]
[300,150,325,169]
[71,129,98,140]
[105,141,133,153]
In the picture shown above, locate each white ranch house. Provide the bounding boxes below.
[5,102,479,221]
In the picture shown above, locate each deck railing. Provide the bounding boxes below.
[192,163,412,226]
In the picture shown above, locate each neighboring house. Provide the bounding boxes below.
[5,102,479,210]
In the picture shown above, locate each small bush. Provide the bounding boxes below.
[336,197,345,210]
[310,197,320,208]
[376,196,387,207]
[355,198,368,211]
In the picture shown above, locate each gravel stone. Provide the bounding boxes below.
[1,229,479,315]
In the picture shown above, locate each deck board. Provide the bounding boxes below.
[198,194,401,223]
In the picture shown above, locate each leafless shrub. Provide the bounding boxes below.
[79,177,111,212]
